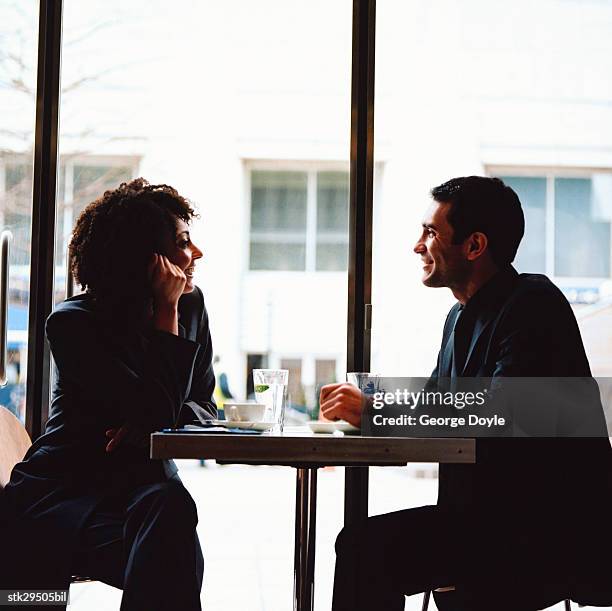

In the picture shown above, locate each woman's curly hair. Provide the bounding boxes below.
[69,178,197,306]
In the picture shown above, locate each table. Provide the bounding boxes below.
[151,430,475,611]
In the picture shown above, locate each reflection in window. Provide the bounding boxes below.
[249,168,348,271]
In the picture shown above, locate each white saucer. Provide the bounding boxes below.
[212,420,275,431]
[307,421,360,434]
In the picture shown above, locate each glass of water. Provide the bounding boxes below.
[253,369,288,433]
[346,372,380,396]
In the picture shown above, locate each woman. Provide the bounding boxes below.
[1,179,216,610]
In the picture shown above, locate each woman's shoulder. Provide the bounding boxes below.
[46,294,97,333]
[178,285,205,316]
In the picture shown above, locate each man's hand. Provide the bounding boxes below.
[319,383,364,428]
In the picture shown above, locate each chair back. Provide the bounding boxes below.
[0,406,31,489]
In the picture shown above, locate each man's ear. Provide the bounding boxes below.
[466,232,488,261]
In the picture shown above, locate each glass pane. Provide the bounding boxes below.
[280,357,304,409]
[555,177,611,278]
[0,2,39,423]
[316,171,348,271]
[499,176,546,274]
[317,171,349,232]
[249,171,308,271]
[55,162,136,300]
[59,2,351,609]
[249,242,306,271]
[316,243,348,271]
[371,0,612,528]
[251,170,308,231]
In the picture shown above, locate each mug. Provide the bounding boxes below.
[223,402,266,423]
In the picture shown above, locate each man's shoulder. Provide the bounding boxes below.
[503,272,574,325]
[515,272,562,296]
[512,272,568,307]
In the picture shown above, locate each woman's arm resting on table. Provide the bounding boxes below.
[46,308,201,448]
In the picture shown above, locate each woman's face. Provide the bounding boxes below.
[164,218,203,294]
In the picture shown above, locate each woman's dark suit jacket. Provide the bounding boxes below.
[0,286,216,587]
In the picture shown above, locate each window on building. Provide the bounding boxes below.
[249,168,348,271]
[496,172,612,280]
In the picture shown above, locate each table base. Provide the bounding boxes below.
[294,467,317,611]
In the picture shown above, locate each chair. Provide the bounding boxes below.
[0,406,95,587]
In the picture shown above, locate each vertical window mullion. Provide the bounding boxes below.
[546,174,555,277]
[345,0,376,526]
[26,0,63,440]
[0,162,5,228]
[62,159,74,270]
[305,170,317,271]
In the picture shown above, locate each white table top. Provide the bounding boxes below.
[150,426,475,467]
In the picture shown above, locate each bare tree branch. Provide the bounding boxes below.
[63,18,123,47]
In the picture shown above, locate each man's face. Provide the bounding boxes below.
[413,200,469,288]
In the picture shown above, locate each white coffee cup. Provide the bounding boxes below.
[223,402,266,423]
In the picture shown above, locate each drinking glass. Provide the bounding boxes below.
[346,372,380,396]
[253,369,288,433]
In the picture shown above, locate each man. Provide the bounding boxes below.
[320,177,611,611]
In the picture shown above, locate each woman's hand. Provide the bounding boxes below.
[148,254,186,334]
[105,425,130,452]
[105,424,149,451]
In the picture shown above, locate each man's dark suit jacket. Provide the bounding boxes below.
[0,286,216,587]
[429,266,611,594]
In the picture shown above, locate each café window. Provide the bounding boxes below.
[249,167,349,272]
[495,172,612,280]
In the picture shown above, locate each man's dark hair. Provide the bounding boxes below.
[431,176,524,267]
[70,177,197,308]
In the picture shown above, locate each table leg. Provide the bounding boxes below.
[344,466,368,525]
[294,467,317,611]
